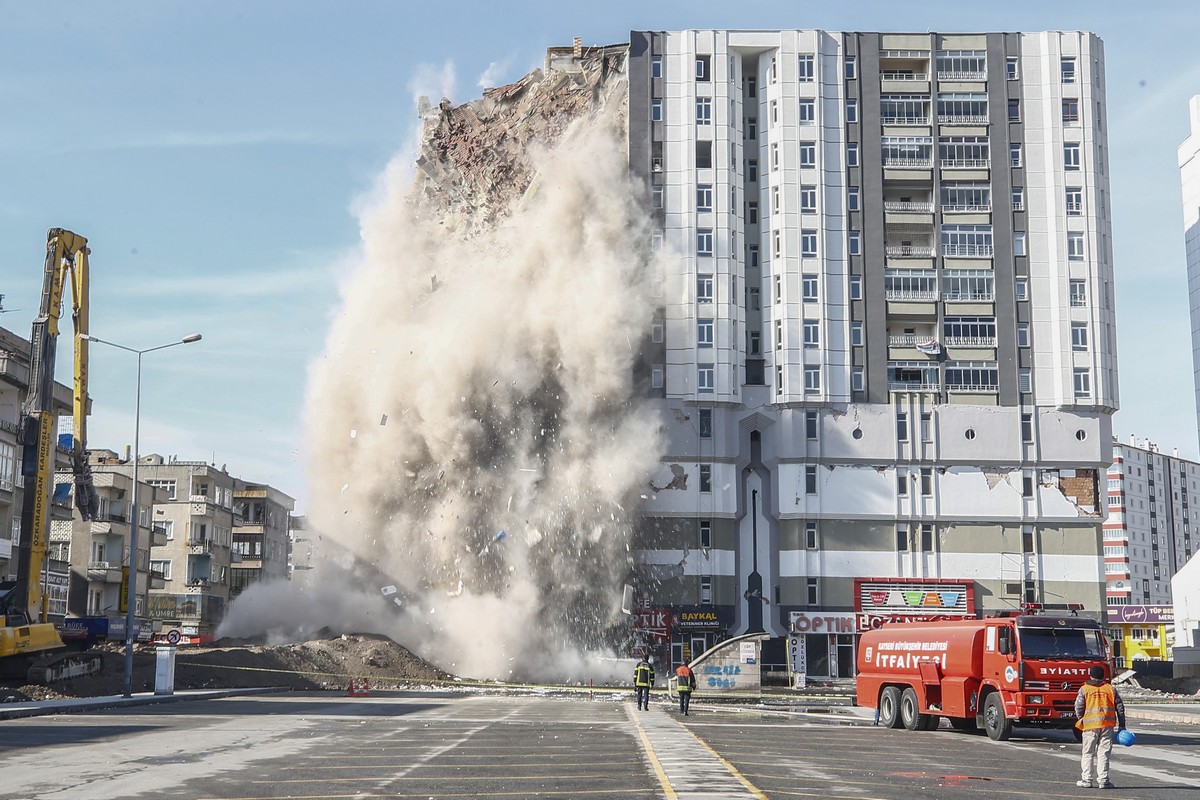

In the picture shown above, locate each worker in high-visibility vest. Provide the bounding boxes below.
[633,655,654,710]
[1074,665,1126,789]
[676,664,695,716]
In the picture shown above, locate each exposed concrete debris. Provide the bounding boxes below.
[981,468,1009,491]
[650,464,688,492]
[1059,468,1100,515]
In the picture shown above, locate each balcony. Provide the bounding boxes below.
[944,291,995,303]
[945,383,1000,393]
[941,244,993,258]
[938,114,989,125]
[937,70,987,81]
[881,71,928,81]
[882,156,933,169]
[885,244,936,258]
[889,378,940,392]
[944,336,997,349]
[885,289,939,302]
[884,200,935,213]
[940,159,990,170]
[87,561,122,583]
[149,572,167,590]
[881,115,930,126]
[1066,202,1083,216]
[942,203,991,213]
[187,538,214,554]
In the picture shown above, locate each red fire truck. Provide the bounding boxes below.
[855,607,1110,740]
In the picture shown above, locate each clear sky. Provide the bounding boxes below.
[3,1,1198,512]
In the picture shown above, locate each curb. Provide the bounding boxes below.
[0,686,291,721]
[1125,706,1200,726]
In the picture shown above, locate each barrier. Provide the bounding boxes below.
[347,678,370,697]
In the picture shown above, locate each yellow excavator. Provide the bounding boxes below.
[0,229,102,683]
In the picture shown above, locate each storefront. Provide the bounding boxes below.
[1106,605,1173,667]
[669,605,733,667]
[788,611,857,679]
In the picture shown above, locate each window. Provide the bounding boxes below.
[1072,323,1089,352]
[805,411,819,440]
[1070,279,1087,307]
[775,320,783,349]
[805,522,818,549]
[795,142,816,169]
[157,520,174,540]
[651,98,663,122]
[804,366,821,393]
[802,275,818,301]
[1007,98,1020,121]
[772,185,780,214]
[1019,368,1032,393]
[1017,322,1030,348]
[897,472,909,496]
[698,364,715,394]
[798,99,815,123]
[881,93,929,124]
[848,231,861,255]
[846,98,858,123]
[1074,368,1092,398]
[939,135,989,168]
[844,56,857,80]
[803,319,820,348]
[805,465,818,494]
[944,269,994,301]
[849,275,862,300]
[696,96,712,125]
[806,577,819,606]
[697,228,714,256]
[1015,279,1028,301]
[701,576,713,604]
[921,413,932,443]
[1006,56,1019,80]
[1066,187,1083,216]
[699,519,712,548]
[921,468,932,496]
[652,365,664,389]
[937,50,986,79]
[921,524,934,552]
[771,143,780,169]
[746,118,757,140]
[1062,98,1080,123]
[848,186,860,211]
[698,319,714,348]
[148,479,177,501]
[1064,142,1081,170]
[1012,187,1024,211]
[942,223,993,257]
[696,55,711,81]
[652,185,664,209]
[945,360,998,392]
[747,201,758,224]
[748,159,758,182]
[748,330,761,354]
[897,412,909,442]
[1013,231,1026,257]
[699,464,712,492]
[851,367,865,391]
[800,185,817,213]
[798,54,815,82]
[651,56,663,79]
[769,99,779,125]
[1021,413,1033,443]
[697,274,714,302]
[1061,57,1076,84]
[801,229,818,256]
[696,140,712,168]
[846,142,859,167]
[1023,473,1034,498]
[1010,143,1022,168]
[1067,232,1085,260]
[697,184,713,212]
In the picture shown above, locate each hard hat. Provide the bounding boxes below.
[1116,729,1135,747]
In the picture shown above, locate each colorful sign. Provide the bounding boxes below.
[857,613,963,632]
[789,611,856,634]
[1106,605,1173,625]
[672,605,731,630]
[632,607,671,642]
[856,578,975,618]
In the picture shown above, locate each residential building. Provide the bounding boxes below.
[230,481,295,598]
[627,30,1117,677]
[1178,95,1200,449]
[1173,554,1200,677]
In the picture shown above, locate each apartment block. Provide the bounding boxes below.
[1179,95,1200,445]
[230,481,295,598]
[627,30,1117,677]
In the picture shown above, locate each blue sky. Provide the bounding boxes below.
[3,1,1199,511]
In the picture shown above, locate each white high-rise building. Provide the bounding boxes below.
[1179,96,1200,451]
[626,30,1118,676]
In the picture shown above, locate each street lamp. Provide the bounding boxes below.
[82,332,201,696]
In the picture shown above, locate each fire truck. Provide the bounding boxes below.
[855,606,1110,741]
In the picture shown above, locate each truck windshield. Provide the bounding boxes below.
[1018,626,1105,659]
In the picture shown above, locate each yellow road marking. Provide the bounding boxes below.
[678,721,770,800]
[628,703,679,800]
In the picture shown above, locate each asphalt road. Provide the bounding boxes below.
[0,692,1196,799]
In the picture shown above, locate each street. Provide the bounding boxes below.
[0,692,1196,799]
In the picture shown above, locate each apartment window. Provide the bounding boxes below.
[698,318,714,348]
[849,275,862,300]
[699,464,712,492]
[1070,279,1087,306]
[798,54,815,82]
[748,201,758,224]
[805,521,818,549]
[799,141,816,167]
[774,228,781,256]
[158,520,174,540]
[939,135,989,168]
[697,274,714,302]
[846,142,859,167]
[770,99,779,125]
[776,366,784,394]
[1010,230,1025,257]
[772,185,781,214]
[803,319,820,348]
[921,467,933,496]
[896,412,909,442]
[651,56,663,79]
[651,365,664,389]
[747,160,759,183]
[771,142,780,169]
[698,364,715,394]
[848,186,860,211]
[1062,98,1080,123]
[746,118,757,140]
[846,98,858,123]
[800,185,817,213]
[851,367,865,391]
[701,576,713,605]
[920,524,934,552]
[801,230,818,256]
[1006,56,1019,80]
[697,228,714,256]
[848,231,861,255]
[1015,279,1028,300]
[651,98,663,122]
[775,320,783,350]
[1023,472,1034,498]
[1064,142,1081,170]
[696,140,712,168]
[798,98,815,123]
[697,184,713,212]
[696,55,711,81]
[1067,232,1085,260]
[1061,57,1076,84]
[937,49,986,79]
[844,56,857,80]
[804,366,821,393]
[920,413,932,443]
[652,185,664,209]
[805,465,818,494]
[802,275,819,301]
[805,410,819,440]
[850,321,864,347]
[942,223,993,257]
[1072,323,1089,352]
[1010,143,1022,167]
[1012,187,1025,211]
[1021,413,1033,443]
[148,479,177,500]
[748,330,761,354]
[1007,98,1021,121]
[696,97,712,125]
[1074,368,1092,399]
[1019,369,1032,393]
[699,519,712,548]
[806,577,819,606]
[1066,187,1083,216]
[1017,322,1030,348]
[150,559,172,580]
[698,408,713,439]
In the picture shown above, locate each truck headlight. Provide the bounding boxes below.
[1027,695,1043,705]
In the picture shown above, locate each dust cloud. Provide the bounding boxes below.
[222,65,665,682]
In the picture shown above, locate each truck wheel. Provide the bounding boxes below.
[948,716,979,733]
[900,687,931,731]
[921,714,941,731]
[983,694,1013,741]
[879,686,902,728]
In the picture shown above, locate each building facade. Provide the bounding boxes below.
[230,481,295,598]
[627,30,1118,677]
[1178,95,1200,450]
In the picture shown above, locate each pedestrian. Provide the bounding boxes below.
[1074,665,1126,789]
[633,654,654,710]
[676,664,695,715]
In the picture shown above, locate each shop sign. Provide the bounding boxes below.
[856,613,961,632]
[789,611,856,634]
[672,605,731,630]
[1106,605,1173,625]
[632,607,671,641]
[856,578,974,617]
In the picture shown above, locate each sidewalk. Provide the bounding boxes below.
[0,687,289,721]
[1125,702,1200,726]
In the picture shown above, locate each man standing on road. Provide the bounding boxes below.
[1074,665,1126,789]
[676,664,695,716]
[633,654,654,710]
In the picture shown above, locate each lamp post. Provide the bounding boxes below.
[82,332,201,697]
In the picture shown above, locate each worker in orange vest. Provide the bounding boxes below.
[1073,665,1126,789]
[675,663,695,715]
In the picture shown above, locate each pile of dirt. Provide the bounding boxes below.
[7,633,456,700]
[1121,673,1200,699]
